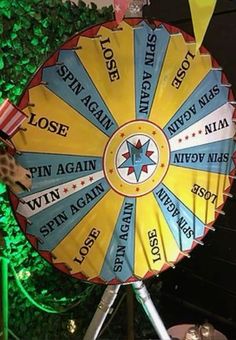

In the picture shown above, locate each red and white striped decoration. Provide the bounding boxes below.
[0,99,27,138]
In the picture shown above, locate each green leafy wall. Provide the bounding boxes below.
[0,0,112,103]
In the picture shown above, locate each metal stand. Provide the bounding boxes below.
[83,281,170,340]
[133,281,171,339]
[84,285,121,340]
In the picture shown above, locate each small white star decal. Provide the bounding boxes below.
[115,4,121,12]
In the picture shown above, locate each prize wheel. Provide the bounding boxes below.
[9,18,236,285]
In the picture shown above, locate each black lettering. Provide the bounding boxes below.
[148,228,161,262]
[26,189,60,211]
[172,51,195,89]
[74,228,100,264]
[56,64,68,77]
[27,112,69,137]
[28,112,38,126]
[205,118,229,135]
[40,211,68,237]
[48,120,58,133]
[113,264,122,272]
[147,33,157,44]
[100,37,111,50]
[100,37,120,82]
[40,225,49,237]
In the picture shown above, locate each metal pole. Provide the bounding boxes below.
[83,284,121,340]
[0,256,8,340]
[133,281,171,340]
[126,285,134,340]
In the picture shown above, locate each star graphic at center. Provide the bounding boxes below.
[118,139,156,182]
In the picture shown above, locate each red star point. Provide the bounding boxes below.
[120,133,125,138]
[122,151,130,159]
[136,187,140,192]
[185,135,189,140]
[178,138,182,143]
[89,176,94,182]
[127,167,134,175]
[198,130,202,134]
[142,165,148,173]
[146,150,154,157]
[192,133,196,137]
[80,181,85,186]
[109,169,113,174]
[72,184,77,189]
[136,139,142,148]
[63,188,68,193]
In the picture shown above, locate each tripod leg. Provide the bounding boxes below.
[83,284,121,340]
[133,281,170,340]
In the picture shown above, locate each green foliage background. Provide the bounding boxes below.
[0,1,114,339]
[0,0,112,103]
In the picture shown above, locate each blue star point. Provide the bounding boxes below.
[118,139,156,182]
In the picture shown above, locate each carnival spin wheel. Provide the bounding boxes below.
[10,19,236,285]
